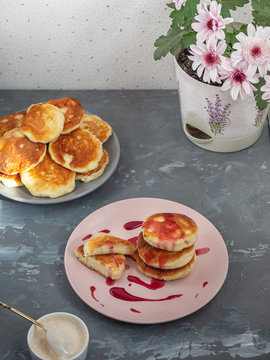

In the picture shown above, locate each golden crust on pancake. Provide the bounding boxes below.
[0,128,46,175]
[48,97,84,134]
[48,128,103,172]
[142,213,198,251]
[0,110,26,137]
[83,234,136,256]
[20,103,64,143]
[134,251,196,281]
[80,114,112,143]
[20,154,75,198]
[136,232,195,270]
[0,172,23,187]
[75,149,109,183]
[74,245,125,280]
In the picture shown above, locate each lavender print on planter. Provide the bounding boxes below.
[254,107,265,127]
[205,94,231,135]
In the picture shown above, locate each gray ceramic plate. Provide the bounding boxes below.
[0,130,120,204]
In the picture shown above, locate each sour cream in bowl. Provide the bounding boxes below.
[27,312,89,360]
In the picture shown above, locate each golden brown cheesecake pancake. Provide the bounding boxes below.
[80,114,112,143]
[0,110,26,137]
[134,251,196,281]
[48,97,84,134]
[0,128,46,175]
[74,245,125,280]
[20,103,64,143]
[21,154,75,198]
[136,232,195,270]
[142,213,198,251]
[49,128,103,173]
[0,172,23,187]
[75,149,109,183]
[83,234,136,256]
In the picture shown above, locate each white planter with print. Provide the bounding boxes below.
[174,57,269,152]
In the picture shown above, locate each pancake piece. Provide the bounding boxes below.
[49,128,103,172]
[80,114,112,143]
[74,245,125,280]
[48,97,84,134]
[20,103,64,143]
[0,110,26,137]
[0,172,23,187]
[142,213,198,251]
[83,234,136,256]
[20,154,75,198]
[134,251,196,281]
[76,149,109,183]
[136,232,195,270]
[0,128,46,175]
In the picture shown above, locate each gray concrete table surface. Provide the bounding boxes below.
[0,90,270,360]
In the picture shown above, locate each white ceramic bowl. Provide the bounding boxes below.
[27,312,89,360]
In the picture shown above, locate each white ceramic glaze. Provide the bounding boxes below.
[27,312,89,360]
[174,57,270,152]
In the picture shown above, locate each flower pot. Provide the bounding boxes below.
[174,57,270,152]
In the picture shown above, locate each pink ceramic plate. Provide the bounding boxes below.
[64,198,228,324]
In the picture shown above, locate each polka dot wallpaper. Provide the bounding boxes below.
[0,0,252,90]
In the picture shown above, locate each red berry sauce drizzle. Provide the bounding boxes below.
[109,287,183,302]
[127,236,138,247]
[123,221,143,230]
[195,281,209,298]
[203,281,208,288]
[130,308,141,313]
[82,234,92,241]
[127,275,165,290]
[90,286,104,306]
[106,278,115,286]
[82,229,110,242]
[195,247,210,256]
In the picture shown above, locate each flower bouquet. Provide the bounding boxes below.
[154,0,270,152]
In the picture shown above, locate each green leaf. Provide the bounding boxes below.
[181,31,197,49]
[167,3,175,9]
[154,27,184,60]
[220,0,249,11]
[254,77,269,111]
[183,0,200,19]
[170,8,185,28]
[252,0,270,26]
[239,24,248,34]
[220,4,231,17]
[170,41,184,56]
[225,31,238,46]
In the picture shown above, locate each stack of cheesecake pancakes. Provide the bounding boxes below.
[74,212,198,282]
[135,213,198,281]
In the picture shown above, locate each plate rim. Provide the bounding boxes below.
[0,130,120,205]
[64,197,229,324]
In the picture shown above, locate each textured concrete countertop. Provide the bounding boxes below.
[0,90,270,360]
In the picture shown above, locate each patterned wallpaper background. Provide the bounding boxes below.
[0,0,252,90]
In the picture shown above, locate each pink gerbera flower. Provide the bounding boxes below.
[167,0,186,11]
[261,75,270,102]
[232,24,270,77]
[220,59,260,101]
[192,0,233,41]
[188,38,226,84]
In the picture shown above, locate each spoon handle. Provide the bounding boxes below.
[0,301,44,329]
